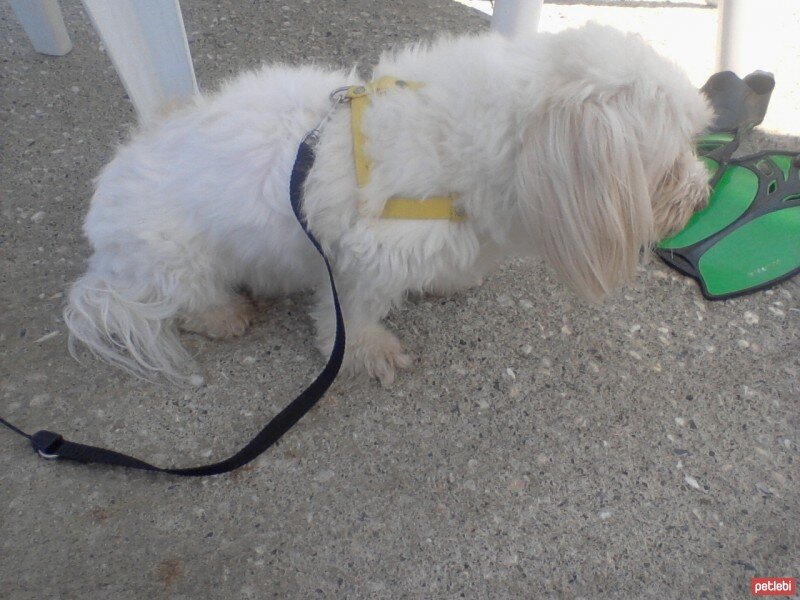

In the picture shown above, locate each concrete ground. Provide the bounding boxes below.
[1,1,797,598]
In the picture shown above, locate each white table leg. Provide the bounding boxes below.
[491,0,543,38]
[716,0,762,73]
[82,0,198,122]
[9,0,72,56]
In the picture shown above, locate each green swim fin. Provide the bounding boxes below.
[657,151,800,299]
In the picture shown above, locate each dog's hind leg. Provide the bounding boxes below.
[179,293,253,339]
[65,239,249,380]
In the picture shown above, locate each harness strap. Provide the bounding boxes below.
[346,76,465,222]
[0,131,345,477]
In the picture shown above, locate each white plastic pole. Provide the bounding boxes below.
[491,0,543,38]
[9,0,73,56]
[716,0,763,73]
[81,0,199,121]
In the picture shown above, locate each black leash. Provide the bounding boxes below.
[0,128,345,477]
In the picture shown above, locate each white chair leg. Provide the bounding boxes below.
[716,0,762,73]
[491,0,543,38]
[81,0,198,122]
[9,0,72,56]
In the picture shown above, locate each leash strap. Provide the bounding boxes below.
[0,132,345,477]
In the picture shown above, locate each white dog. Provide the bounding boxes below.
[65,24,711,385]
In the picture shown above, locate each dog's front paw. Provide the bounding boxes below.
[343,324,411,386]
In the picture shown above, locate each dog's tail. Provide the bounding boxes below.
[64,272,192,382]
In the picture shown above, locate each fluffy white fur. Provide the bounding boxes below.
[65,24,712,385]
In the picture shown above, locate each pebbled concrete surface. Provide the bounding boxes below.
[1,1,797,598]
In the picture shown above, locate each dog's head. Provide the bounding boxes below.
[515,23,712,302]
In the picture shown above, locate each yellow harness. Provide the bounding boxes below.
[344,77,465,222]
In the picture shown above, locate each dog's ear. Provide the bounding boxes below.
[516,89,655,302]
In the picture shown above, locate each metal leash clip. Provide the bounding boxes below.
[329,85,353,104]
[304,85,352,147]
